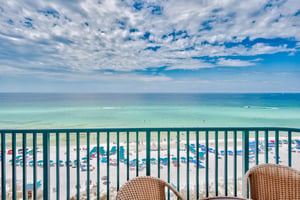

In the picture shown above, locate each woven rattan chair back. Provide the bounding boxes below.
[243,164,300,200]
[116,176,184,200]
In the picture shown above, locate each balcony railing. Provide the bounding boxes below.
[1,127,300,200]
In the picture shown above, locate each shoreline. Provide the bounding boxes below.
[2,134,300,148]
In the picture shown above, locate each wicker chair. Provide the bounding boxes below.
[116,176,184,200]
[243,164,300,200]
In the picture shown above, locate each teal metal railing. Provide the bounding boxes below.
[1,127,300,200]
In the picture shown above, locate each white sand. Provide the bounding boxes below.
[1,138,300,200]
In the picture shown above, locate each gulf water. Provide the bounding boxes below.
[0,93,299,129]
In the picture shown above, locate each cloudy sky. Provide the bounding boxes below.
[0,0,299,93]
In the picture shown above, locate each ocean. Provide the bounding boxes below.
[0,93,300,129]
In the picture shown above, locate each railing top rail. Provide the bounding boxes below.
[0,127,300,133]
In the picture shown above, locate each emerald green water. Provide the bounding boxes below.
[0,93,300,129]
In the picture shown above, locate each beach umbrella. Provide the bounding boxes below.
[180,157,186,160]
[171,157,177,161]
[150,158,156,161]
[16,155,22,159]
[102,181,110,185]
[65,160,72,164]
[37,160,43,163]
[142,158,147,162]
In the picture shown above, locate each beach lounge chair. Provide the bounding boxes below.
[116,176,184,200]
[243,163,300,200]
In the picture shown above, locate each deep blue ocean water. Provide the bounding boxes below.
[0,93,299,128]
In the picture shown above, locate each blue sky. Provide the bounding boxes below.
[0,0,299,93]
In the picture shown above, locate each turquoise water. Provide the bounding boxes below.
[0,93,299,129]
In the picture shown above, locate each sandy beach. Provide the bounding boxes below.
[1,137,300,200]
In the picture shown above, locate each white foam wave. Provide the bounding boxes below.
[102,107,118,110]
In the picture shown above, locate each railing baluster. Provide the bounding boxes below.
[76,132,80,200]
[196,131,199,200]
[242,130,249,174]
[288,130,292,167]
[255,130,259,165]
[22,132,27,200]
[97,132,100,200]
[177,131,180,197]
[107,131,110,199]
[233,130,237,197]
[117,131,120,191]
[66,132,70,200]
[158,131,161,178]
[55,132,60,200]
[87,132,90,200]
[136,131,139,177]
[126,132,129,181]
[146,130,151,176]
[264,130,269,163]
[186,131,190,200]
[224,131,228,196]
[215,131,218,197]
[242,130,249,198]
[205,131,209,197]
[43,131,50,200]
[33,132,37,200]
[168,131,171,200]
[1,132,6,200]
[275,130,279,164]
[12,132,16,200]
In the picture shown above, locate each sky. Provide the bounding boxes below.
[0,0,299,93]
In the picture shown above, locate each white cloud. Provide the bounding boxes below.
[0,65,26,74]
[165,58,214,70]
[0,0,299,76]
[217,58,257,67]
